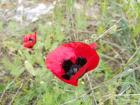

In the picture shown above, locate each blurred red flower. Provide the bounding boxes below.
[23,32,37,48]
[45,42,100,86]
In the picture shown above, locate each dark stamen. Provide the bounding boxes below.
[62,64,80,80]
[62,74,70,80]
[29,38,34,42]
[62,57,87,80]
[62,60,73,72]
[76,57,87,67]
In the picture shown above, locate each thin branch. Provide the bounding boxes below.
[8,80,24,105]
[86,74,98,105]
[94,18,121,41]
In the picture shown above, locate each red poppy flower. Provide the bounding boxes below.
[45,42,100,86]
[23,32,37,48]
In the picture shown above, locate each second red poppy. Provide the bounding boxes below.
[23,32,37,49]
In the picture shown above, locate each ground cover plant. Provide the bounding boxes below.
[0,0,140,105]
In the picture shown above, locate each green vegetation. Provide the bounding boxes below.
[0,0,140,105]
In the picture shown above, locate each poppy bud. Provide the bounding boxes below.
[89,42,97,50]
[23,32,37,48]
[45,42,100,86]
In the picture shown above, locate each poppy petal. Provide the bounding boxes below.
[45,42,100,86]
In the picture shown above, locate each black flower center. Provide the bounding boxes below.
[29,38,34,42]
[62,57,87,80]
